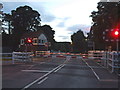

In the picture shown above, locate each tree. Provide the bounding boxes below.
[90,2,119,50]
[71,30,87,53]
[11,5,41,35]
[2,5,41,51]
[54,42,71,52]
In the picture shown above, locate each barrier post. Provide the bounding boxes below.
[111,52,114,73]
[12,52,15,64]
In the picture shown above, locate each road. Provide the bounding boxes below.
[2,55,119,89]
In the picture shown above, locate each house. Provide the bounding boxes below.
[19,30,50,54]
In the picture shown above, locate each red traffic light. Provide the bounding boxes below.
[111,29,119,38]
[25,38,33,44]
[114,31,119,36]
[27,38,32,43]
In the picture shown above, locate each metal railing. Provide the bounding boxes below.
[88,50,120,73]
[12,52,33,64]
[107,52,120,73]
[0,53,12,60]
[35,51,50,57]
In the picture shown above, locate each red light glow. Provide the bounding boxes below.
[114,31,119,36]
[27,38,32,43]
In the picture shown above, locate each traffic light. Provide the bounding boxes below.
[103,29,119,42]
[114,30,119,36]
[25,38,33,44]
[111,29,119,39]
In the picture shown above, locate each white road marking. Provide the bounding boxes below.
[37,77,48,84]
[21,57,71,90]
[22,62,66,89]
[21,74,48,89]
[54,64,65,72]
[54,56,71,72]
[82,59,100,80]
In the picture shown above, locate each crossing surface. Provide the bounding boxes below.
[2,55,119,89]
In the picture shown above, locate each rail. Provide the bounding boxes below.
[107,52,120,73]
[88,50,120,73]
[0,53,12,60]
[12,52,33,64]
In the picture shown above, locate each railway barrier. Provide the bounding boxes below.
[88,51,120,73]
[12,52,33,64]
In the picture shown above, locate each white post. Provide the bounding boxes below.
[107,52,109,68]
[111,52,114,73]
[12,52,15,64]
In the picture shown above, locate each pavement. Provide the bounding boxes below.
[2,55,120,89]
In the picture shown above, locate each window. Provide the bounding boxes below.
[34,39,37,43]
[38,39,41,43]
[21,39,24,45]
[33,38,38,45]
[41,40,44,43]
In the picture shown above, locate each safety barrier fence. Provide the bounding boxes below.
[35,51,50,57]
[0,53,12,60]
[107,52,120,73]
[2,51,119,73]
[12,52,34,64]
[88,51,120,73]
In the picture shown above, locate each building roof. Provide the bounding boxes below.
[21,30,47,38]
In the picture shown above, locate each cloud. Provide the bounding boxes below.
[27,2,56,22]
[58,36,69,40]
[56,17,70,27]
[41,14,56,22]
[67,24,91,32]
[2,2,29,13]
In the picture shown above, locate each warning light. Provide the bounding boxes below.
[27,39,32,43]
[114,31,119,36]
[103,29,119,42]
[112,29,119,39]
[25,38,33,44]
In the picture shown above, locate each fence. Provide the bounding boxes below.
[88,50,120,73]
[107,52,120,73]
[0,53,12,60]
[35,51,50,57]
[88,51,104,61]
[12,52,34,64]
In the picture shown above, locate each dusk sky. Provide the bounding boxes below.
[1,0,100,42]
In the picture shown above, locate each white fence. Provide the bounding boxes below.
[0,53,12,60]
[12,52,34,64]
[107,52,120,73]
[88,51,120,73]
[35,51,50,57]
[88,51,104,60]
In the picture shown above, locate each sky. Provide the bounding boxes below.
[1,0,101,42]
